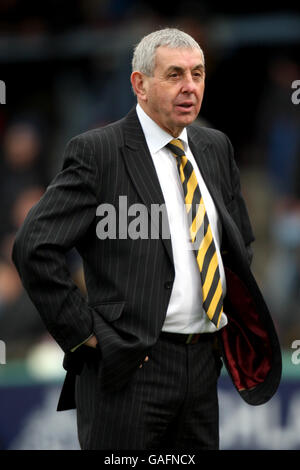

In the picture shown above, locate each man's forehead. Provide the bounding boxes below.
[155,46,204,68]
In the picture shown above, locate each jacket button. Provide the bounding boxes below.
[164,281,172,290]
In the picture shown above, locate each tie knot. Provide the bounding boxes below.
[166,139,185,158]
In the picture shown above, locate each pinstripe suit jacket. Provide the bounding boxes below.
[12,107,281,410]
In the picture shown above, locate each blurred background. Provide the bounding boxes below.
[0,0,300,450]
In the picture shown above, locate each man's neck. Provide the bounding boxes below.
[137,101,184,138]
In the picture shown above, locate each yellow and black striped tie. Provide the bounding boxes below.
[167,138,223,328]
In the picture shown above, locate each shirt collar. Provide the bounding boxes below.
[136,103,189,154]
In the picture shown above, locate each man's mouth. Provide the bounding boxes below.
[175,102,194,112]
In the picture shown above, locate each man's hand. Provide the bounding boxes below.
[85,335,148,367]
[84,334,98,348]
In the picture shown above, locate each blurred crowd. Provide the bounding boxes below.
[0,120,50,359]
[0,1,299,368]
[253,57,300,347]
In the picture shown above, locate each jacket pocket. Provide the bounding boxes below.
[90,300,126,322]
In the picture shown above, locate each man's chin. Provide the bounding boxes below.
[175,114,197,127]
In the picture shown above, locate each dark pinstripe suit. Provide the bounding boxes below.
[12,107,281,449]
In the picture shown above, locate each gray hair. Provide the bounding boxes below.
[132,28,204,77]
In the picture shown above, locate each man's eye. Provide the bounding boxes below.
[169,73,178,78]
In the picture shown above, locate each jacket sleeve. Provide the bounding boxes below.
[12,134,99,352]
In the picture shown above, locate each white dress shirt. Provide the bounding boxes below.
[136,104,227,333]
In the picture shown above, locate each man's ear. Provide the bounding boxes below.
[130,71,148,102]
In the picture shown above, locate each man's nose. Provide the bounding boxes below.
[181,74,197,93]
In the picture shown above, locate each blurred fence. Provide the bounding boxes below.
[0,350,299,450]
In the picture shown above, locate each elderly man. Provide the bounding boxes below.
[12,28,281,450]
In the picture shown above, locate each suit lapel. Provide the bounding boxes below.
[188,127,242,256]
[121,108,173,264]
[188,128,225,218]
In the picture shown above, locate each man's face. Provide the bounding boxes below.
[138,46,205,137]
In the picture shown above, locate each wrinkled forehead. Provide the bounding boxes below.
[153,46,205,72]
